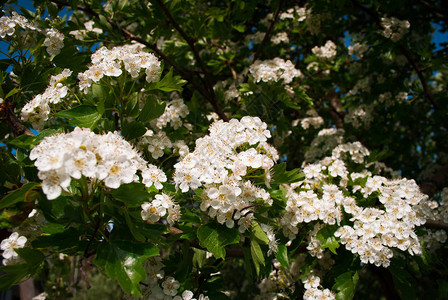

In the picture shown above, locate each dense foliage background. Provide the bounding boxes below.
[0,0,447,299]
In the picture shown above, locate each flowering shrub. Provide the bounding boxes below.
[0,0,447,299]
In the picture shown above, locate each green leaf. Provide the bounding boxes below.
[251,222,269,245]
[98,15,113,32]
[232,24,245,32]
[8,134,37,150]
[56,105,102,128]
[34,128,64,143]
[333,271,359,300]
[32,227,80,251]
[15,248,45,269]
[389,260,417,300]
[92,84,111,113]
[0,182,38,209]
[193,248,207,268]
[0,264,29,290]
[271,163,305,185]
[316,226,340,255]
[5,88,19,99]
[52,44,89,72]
[243,247,254,279]
[275,244,289,269]
[250,239,265,276]
[121,121,146,140]
[181,208,202,224]
[138,95,166,123]
[294,87,313,106]
[153,68,187,92]
[110,183,150,207]
[0,248,45,290]
[94,240,159,297]
[197,223,240,259]
[125,92,140,118]
[123,210,146,242]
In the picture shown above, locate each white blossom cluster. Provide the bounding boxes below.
[377,91,408,107]
[245,32,264,45]
[249,58,302,84]
[0,12,63,56]
[69,20,103,39]
[302,273,335,300]
[1,232,27,265]
[348,42,369,59]
[296,110,324,130]
[30,127,166,199]
[312,40,337,61]
[21,68,72,130]
[254,260,295,300]
[419,188,448,250]
[141,193,181,226]
[31,292,48,300]
[139,130,173,159]
[138,95,190,160]
[271,32,289,44]
[347,77,371,95]
[380,16,410,42]
[152,94,190,130]
[304,128,345,162]
[256,257,336,299]
[173,117,278,231]
[128,257,209,300]
[78,44,161,92]
[344,104,374,129]
[282,6,309,22]
[0,11,36,38]
[43,28,64,56]
[282,141,429,267]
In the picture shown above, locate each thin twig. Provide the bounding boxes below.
[252,0,285,63]
[398,46,438,109]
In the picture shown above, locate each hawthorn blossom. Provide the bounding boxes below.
[1,232,27,265]
[30,127,166,200]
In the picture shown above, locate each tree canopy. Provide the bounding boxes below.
[0,0,447,299]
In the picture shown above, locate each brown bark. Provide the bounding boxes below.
[19,278,35,300]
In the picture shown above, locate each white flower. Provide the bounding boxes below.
[249,58,302,84]
[141,202,165,223]
[141,166,167,189]
[43,28,64,56]
[312,40,337,60]
[1,232,27,265]
[161,276,180,296]
[39,169,71,200]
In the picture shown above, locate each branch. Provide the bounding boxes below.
[424,219,448,231]
[1,102,35,137]
[328,89,345,129]
[398,47,438,109]
[252,0,285,63]
[417,0,448,22]
[420,162,448,197]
